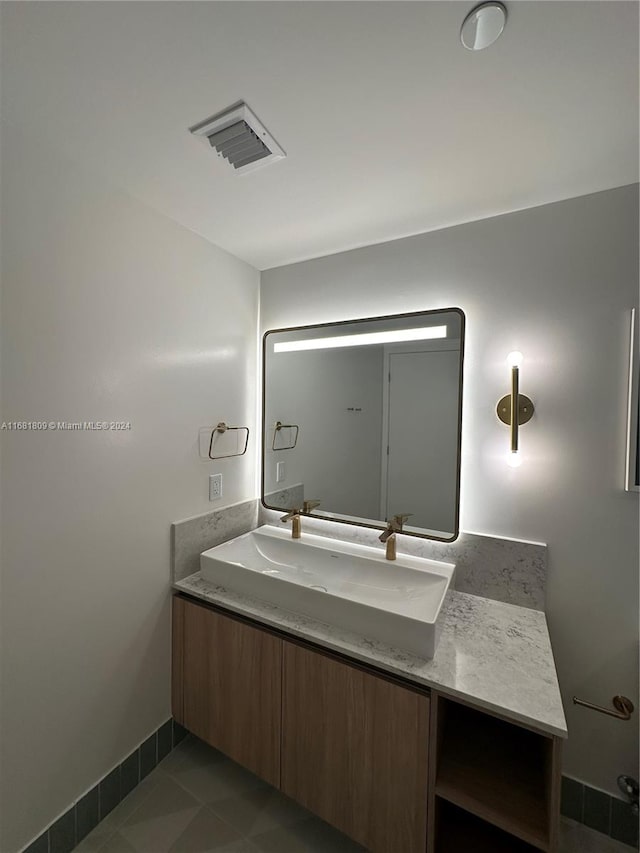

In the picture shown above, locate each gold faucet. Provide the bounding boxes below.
[302,499,321,514]
[280,509,301,539]
[379,514,412,560]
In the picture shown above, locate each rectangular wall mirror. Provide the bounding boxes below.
[262,308,465,541]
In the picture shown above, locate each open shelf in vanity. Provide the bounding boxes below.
[434,801,542,852]
[430,695,561,852]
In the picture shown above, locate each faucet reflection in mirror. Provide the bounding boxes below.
[496,351,535,466]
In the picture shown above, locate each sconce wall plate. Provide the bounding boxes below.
[496,394,534,426]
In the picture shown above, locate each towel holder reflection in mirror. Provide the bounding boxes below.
[272,421,299,451]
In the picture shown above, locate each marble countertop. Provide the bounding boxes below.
[174,572,567,738]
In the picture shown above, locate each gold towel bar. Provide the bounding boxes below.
[573,695,634,720]
[208,422,250,460]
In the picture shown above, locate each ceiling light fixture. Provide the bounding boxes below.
[461,2,507,51]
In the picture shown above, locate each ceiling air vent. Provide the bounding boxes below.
[189,101,285,174]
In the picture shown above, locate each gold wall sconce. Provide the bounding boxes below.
[496,352,534,466]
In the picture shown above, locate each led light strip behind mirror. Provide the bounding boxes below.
[274,325,448,353]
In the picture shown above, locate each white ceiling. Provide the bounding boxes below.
[2,1,638,270]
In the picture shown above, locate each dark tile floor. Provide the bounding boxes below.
[74,736,636,853]
[75,736,363,853]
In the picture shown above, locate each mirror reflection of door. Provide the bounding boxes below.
[382,344,460,534]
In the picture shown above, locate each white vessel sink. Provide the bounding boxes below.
[200,525,455,659]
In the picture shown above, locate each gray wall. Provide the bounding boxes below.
[261,185,640,795]
[0,126,259,853]
[264,346,384,518]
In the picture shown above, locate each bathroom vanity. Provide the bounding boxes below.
[171,305,566,851]
[172,538,567,853]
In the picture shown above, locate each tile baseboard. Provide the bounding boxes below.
[562,775,639,849]
[22,719,187,853]
[23,735,638,851]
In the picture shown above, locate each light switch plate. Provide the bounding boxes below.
[276,461,285,483]
[209,473,222,500]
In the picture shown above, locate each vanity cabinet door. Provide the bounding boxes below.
[174,597,282,788]
[281,641,430,853]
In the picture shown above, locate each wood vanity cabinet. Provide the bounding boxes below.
[173,595,562,853]
[173,596,430,852]
[281,641,430,853]
[171,596,282,788]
